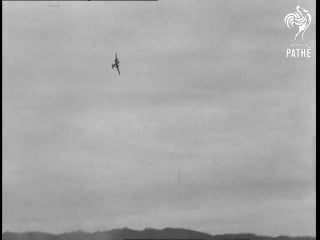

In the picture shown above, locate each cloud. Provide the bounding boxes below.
[3,0,315,236]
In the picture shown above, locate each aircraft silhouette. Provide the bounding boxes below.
[112,53,120,75]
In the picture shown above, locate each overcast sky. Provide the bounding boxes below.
[3,0,316,236]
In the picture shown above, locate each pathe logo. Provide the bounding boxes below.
[284,5,312,41]
[284,5,312,58]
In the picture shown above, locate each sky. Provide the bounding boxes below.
[2,0,316,236]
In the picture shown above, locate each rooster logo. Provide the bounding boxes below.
[284,6,312,40]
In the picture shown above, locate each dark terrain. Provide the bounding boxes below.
[2,228,316,240]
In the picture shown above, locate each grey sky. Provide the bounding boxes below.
[3,0,316,236]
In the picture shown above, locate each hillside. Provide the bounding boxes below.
[2,228,316,240]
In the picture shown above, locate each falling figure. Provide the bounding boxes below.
[112,52,120,75]
[284,5,312,40]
